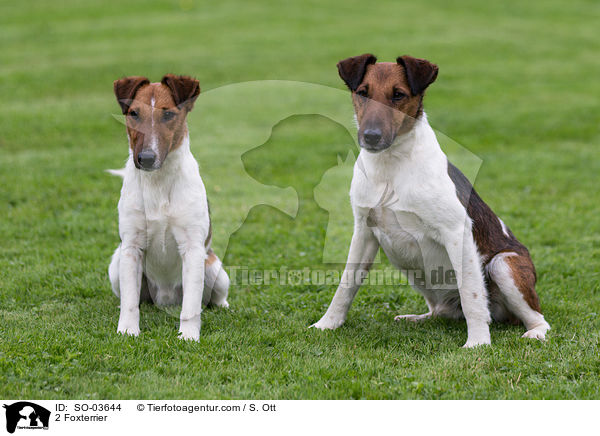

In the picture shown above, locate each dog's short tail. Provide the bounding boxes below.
[105,168,126,178]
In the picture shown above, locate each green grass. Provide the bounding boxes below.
[1,0,599,399]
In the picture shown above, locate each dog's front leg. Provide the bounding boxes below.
[312,222,379,330]
[442,227,491,348]
[179,246,206,341]
[117,245,143,336]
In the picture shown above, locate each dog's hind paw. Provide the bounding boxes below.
[522,327,547,341]
[521,320,550,341]
[212,299,229,309]
[394,312,432,322]
[522,330,544,340]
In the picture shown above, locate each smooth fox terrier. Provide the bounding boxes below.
[312,54,550,347]
[109,74,229,341]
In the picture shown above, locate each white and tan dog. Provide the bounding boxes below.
[313,54,550,347]
[109,74,229,341]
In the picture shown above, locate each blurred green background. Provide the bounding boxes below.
[1,0,599,399]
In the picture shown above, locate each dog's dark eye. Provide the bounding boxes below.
[162,111,176,122]
[129,110,140,120]
[392,90,407,101]
[356,89,368,98]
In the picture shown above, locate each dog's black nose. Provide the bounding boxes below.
[137,150,156,169]
[363,129,382,146]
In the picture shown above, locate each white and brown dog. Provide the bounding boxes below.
[312,54,550,347]
[109,74,229,341]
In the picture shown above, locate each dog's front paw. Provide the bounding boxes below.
[178,330,200,342]
[178,318,200,342]
[117,322,140,337]
[311,315,345,330]
[462,337,491,348]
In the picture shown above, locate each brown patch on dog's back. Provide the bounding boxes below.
[447,162,526,262]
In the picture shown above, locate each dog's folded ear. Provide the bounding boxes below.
[396,55,438,96]
[337,54,377,91]
[114,76,150,114]
[161,74,201,111]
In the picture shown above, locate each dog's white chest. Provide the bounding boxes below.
[350,151,454,282]
[143,208,183,286]
[367,207,431,270]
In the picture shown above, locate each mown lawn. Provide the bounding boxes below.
[1,0,599,399]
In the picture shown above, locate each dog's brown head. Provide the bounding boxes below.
[337,54,438,153]
[114,74,200,171]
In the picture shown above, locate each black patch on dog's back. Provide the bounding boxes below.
[447,161,528,264]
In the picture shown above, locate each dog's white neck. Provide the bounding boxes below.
[123,131,203,220]
[357,113,443,183]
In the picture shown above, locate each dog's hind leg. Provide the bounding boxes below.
[486,252,550,340]
[203,249,230,308]
[395,285,465,322]
[394,287,435,322]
